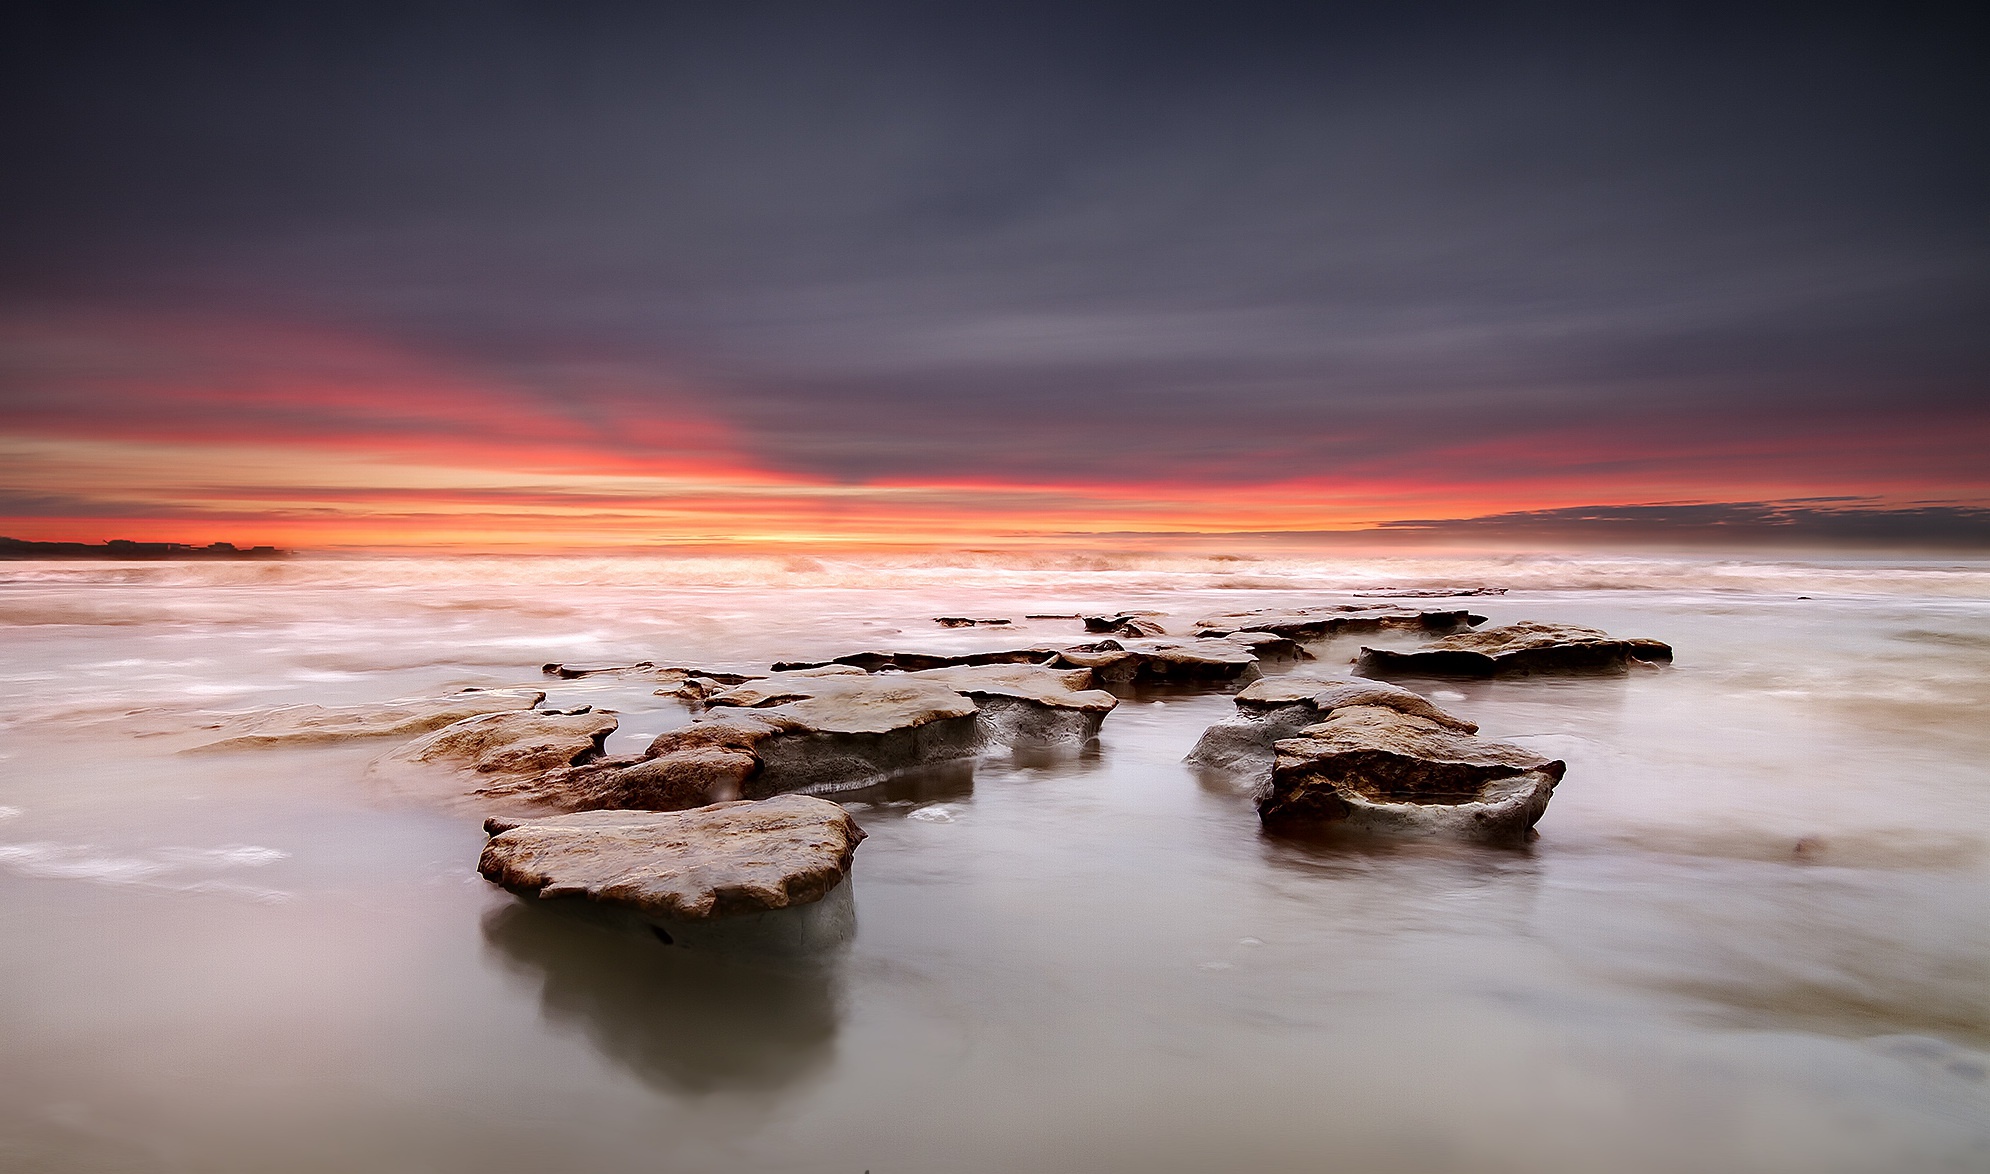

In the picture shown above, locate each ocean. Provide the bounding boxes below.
[2,551,1986,1172]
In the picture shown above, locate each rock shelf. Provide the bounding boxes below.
[1259,706,1564,843]
[185,688,546,750]
[479,794,864,922]
[1193,605,1483,639]
[1356,620,1674,677]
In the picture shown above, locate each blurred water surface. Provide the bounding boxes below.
[1,552,1986,1173]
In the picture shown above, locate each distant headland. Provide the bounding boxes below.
[0,537,289,560]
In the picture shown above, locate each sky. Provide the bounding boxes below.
[2,2,1987,549]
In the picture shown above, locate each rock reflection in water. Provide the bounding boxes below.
[480,901,844,1096]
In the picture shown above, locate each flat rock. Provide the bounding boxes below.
[933,616,1012,627]
[1186,674,1474,780]
[185,688,545,750]
[1356,620,1675,677]
[478,794,865,922]
[1199,630,1310,660]
[1259,705,1566,842]
[1194,605,1483,640]
[908,663,1119,747]
[1083,611,1167,637]
[516,670,985,811]
[1055,638,1263,687]
[1352,587,1507,598]
[772,647,1067,673]
[383,710,619,788]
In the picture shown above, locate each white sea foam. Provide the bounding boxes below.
[0,840,292,900]
[0,806,21,820]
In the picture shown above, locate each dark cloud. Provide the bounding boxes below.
[2,3,1986,487]
[1377,500,1990,548]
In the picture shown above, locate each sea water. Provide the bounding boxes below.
[1,552,1986,1173]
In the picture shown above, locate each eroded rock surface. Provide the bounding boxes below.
[479,794,864,921]
[1194,605,1482,640]
[510,669,984,811]
[186,688,546,750]
[1083,611,1167,638]
[1186,674,1475,780]
[1259,706,1564,842]
[382,709,619,785]
[908,663,1118,747]
[1356,620,1674,677]
[1056,637,1263,687]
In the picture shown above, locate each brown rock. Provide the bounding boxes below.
[907,662,1119,747]
[478,794,865,922]
[184,688,546,750]
[1258,705,1565,842]
[1186,674,1474,780]
[1194,605,1483,640]
[1356,620,1675,678]
[383,709,619,784]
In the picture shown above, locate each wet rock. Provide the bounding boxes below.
[382,709,619,785]
[479,794,865,922]
[1352,587,1508,598]
[907,663,1118,747]
[933,616,1012,627]
[1258,706,1565,842]
[1186,674,1475,780]
[539,670,983,808]
[772,647,1062,673]
[1201,630,1311,661]
[1194,605,1483,640]
[186,688,546,750]
[543,661,655,679]
[1055,637,1263,687]
[1084,611,1167,638]
[1356,620,1675,677]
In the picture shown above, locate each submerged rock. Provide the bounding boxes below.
[1258,706,1564,843]
[1194,605,1483,640]
[907,663,1118,747]
[478,794,865,922]
[1186,674,1475,780]
[1356,620,1674,677]
[186,688,546,750]
[933,616,1012,627]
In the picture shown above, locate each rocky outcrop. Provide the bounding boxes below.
[185,688,546,750]
[381,709,619,786]
[1352,587,1507,598]
[478,794,864,922]
[1194,605,1483,640]
[1258,706,1564,843]
[772,647,1068,673]
[1083,611,1167,638]
[504,669,984,812]
[907,663,1118,747]
[1198,630,1310,661]
[771,637,1263,687]
[540,662,766,698]
[1055,637,1263,687]
[934,616,1011,627]
[1185,674,1475,780]
[1356,620,1674,677]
